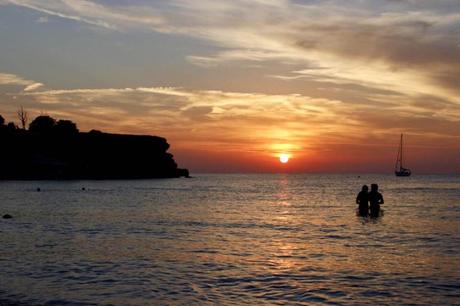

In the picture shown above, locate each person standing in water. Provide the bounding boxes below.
[356,185,369,217]
[369,183,384,217]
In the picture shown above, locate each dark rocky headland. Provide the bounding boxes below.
[0,114,189,180]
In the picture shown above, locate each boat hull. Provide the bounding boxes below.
[395,171,411,177]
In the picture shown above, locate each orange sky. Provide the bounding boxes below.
[1,1,459,173]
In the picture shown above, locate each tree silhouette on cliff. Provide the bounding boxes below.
[17,106,28,130]
[29,115,56,133]
[0,113,189,179]
[55,120,79,135]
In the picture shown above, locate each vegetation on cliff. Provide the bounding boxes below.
[0,113,189,179]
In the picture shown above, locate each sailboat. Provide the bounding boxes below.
[395,134,411,177]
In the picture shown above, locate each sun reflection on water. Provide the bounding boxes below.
[0,175,459,304]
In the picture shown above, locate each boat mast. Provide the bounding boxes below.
[400,134,403,170]
[395,133,411,176]
[395,134,402,171]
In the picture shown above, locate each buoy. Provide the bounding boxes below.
[82,187,86,191]
[2,214,12,219]
[37,187,41,192]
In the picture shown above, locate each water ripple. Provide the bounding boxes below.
[0,174,459,305]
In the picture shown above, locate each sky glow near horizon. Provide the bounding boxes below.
[0,0,460,173]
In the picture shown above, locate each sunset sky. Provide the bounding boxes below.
[1,0,459,173]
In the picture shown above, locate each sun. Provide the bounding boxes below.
[279,154,290,164]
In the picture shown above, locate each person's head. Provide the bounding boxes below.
[362,185,368,192]
[371,183,378,192]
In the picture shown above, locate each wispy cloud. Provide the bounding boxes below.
[23,82,44,91]
[1,1,460,171]
[8,85,459,149]
[3,0,460,104]
[0,73,43,91]
[0,0,166,31]
[1,79,458,171]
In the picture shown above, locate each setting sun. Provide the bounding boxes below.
[279,154,290,164]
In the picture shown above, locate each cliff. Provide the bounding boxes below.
[0,115,189,180]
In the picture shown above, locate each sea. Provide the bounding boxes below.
[0,174,459,305]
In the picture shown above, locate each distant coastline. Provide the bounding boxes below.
[0,114,189,180]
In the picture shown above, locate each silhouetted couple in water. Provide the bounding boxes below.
[356,184,384,217]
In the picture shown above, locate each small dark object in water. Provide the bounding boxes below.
[82,187,86,191]
[37,187,41,192]
[2,214,13,219]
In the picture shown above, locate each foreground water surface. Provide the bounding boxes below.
[0,174,459,305]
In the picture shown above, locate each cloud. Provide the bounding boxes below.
[0,79,458,172]
[1,1,460,171]
[0,73,44,91]
[5,84,457,153]
[3,0,460,104]
[23,82,44,91]
[0,0,166,31]
[182,106,214,120]
[2,0,116,29]
[0,73,33,86]
[36,16,48,23]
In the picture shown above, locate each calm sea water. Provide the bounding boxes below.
[0,174,459,305]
